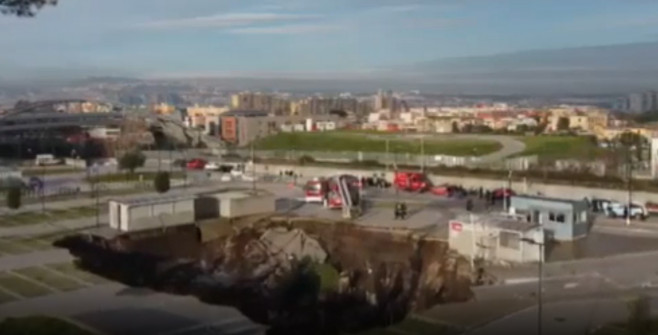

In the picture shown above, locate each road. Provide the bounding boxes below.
[0,284,265,335]
[464,291,658,335]
[426,134,527,163]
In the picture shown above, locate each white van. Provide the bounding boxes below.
[35,154,61,166]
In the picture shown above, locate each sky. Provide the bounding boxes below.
[3,0,658,79]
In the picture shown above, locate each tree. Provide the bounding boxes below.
[6,187,21,210]
[556,117,570,131]
[153,171,170,194]
[118,150,146,174]
[0,0,57,17]
[534,122,548,135]
[451,121,460,133]
[618,131,647,162]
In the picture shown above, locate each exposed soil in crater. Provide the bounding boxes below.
[55,216,473,334]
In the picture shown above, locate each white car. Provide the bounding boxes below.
[605,202,647,220]
[204,162,220,171]
[241,174,255,182]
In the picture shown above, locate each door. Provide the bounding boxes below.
[532,210,540,225]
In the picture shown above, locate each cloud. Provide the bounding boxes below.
[227,24,344,35]
[403,18,467,28]
[374,4,424,13]
[562,12,658,31]
[136,12,318,29]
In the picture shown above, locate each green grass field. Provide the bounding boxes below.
[515,135,605,160]
[22,167,82,177]
[0,316,95,335]
[254,132,502,157]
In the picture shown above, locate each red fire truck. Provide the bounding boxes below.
[304,177,327,203]
[393,171,432,192]
[304,175,360,209]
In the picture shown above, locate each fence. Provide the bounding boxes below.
[234,149,484,168]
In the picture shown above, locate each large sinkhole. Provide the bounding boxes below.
[54,216,474,335]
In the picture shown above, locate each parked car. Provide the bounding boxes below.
[186,159,207,170]
[588,198,612,213]
[218,164,235,173]
[605,202,647,220]
[492,188,515,200]
[204,162,220,171]
[171,159,187,168]
[646,202,658,215]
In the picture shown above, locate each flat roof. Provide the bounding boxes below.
[511,194,585,206]
[453,213,539,232]
[111,193,196,206]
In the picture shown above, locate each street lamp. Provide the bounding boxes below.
[521,237,544,335]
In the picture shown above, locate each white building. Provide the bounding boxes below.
[448,213,545,264]
[109,194,196,232]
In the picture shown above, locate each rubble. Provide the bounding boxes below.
[54,216,473,334]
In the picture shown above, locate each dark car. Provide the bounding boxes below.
[171,159,187,168]
[492,188,515,200]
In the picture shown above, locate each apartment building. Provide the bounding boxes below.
[291,96,369,116]
[230,92,291,115]
[185,105,230,128]
[220,111,344,147]
[626,91,658,114]
[151,103,176,115]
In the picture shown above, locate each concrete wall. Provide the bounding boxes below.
[111,198,195,232]
[64,158,86,168]
[218,193,276,218]
[194,196,220,221]
[256,163,658,205]
[109,201,120,230]
[448,221,543,264]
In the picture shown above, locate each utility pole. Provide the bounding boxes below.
[40,164,45,213]
[251,140,256,192]
[93,167,100,228]
[420,137,425,172]
[504,169,512,212]
[385,139,390,174]
[626,147,633,226]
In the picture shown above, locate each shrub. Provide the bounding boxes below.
[118,150,146,174]
[153,171,171,194]
[6,187,21,210]
[298,155,315,165]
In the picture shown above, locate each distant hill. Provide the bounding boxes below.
[406,42,658,94]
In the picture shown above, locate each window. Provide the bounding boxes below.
[580,211,587,222]
[499,231,520,250]
[548,212,566,223]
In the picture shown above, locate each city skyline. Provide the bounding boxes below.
[3,0,658,80]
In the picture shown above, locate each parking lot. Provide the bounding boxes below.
[0,261,110,304]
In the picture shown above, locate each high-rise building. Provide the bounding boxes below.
[230,92,291,115]
[627,91,658,113]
